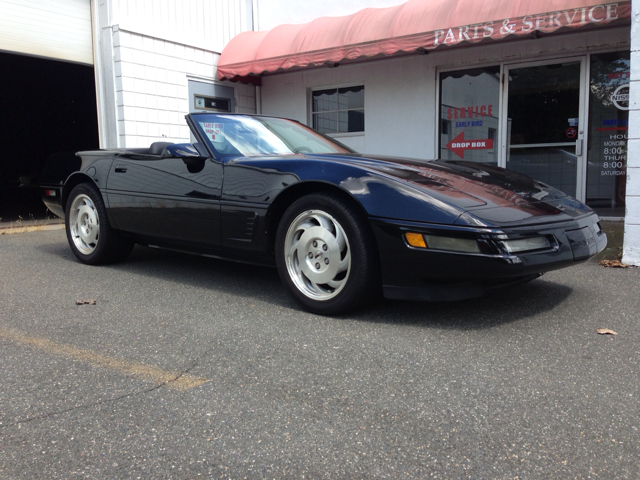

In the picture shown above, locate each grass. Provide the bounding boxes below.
[0,213,64,235]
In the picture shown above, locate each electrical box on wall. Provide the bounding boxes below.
[194,95,231,112]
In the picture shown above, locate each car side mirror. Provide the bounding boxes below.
[161,143,208,160]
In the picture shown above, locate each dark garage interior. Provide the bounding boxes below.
[0,52,99,223]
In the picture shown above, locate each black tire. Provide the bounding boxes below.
[65,183,134,265]
[275,192,379,315]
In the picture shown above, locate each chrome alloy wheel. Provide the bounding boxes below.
[69,193,100,255]
[283,209,351,301]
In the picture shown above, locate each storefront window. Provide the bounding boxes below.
[312,86,364,134]
[439,66,500,164]
[587,51,629,217]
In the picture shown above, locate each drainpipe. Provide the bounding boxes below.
[256,85,262,114]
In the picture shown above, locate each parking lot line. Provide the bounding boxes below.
[0,328,210,391]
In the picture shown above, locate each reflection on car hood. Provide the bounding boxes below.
[322,153,593,223]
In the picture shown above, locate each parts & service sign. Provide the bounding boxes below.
[430,2,629,48]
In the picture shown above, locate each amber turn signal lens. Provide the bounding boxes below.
[405,232,427,248]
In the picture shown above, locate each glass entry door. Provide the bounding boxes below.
[502,60,586,199]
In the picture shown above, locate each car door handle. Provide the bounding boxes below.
[115,165,128,173]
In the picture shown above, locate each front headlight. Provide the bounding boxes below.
[500,236,550,253]
[424,235,481,253]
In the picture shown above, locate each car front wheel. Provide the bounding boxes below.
[65,183,134,265]
[275,192,379,315]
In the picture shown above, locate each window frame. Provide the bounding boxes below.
[308,83,365,137]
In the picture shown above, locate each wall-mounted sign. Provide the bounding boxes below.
[432,2,629,48]
[566,127,577,139]
[194,95,231,112]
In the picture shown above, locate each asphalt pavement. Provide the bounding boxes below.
[0,229,638,479]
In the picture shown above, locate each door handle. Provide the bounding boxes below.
[575,139,583,156]
[115,165,128,173]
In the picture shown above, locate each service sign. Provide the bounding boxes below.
[431,2,629,48]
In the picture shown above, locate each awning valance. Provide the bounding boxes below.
[217,0,630,81]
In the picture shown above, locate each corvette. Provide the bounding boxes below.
[40,113,606,314]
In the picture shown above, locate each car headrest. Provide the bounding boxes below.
[149,142,174,155]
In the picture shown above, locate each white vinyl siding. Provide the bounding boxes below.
[109,0,252,53]
[0,0,93,65]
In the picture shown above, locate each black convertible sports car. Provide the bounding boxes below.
[40,113,606,314]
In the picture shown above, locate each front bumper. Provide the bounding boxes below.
[370,214,606,301]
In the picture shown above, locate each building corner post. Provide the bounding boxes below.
[91,0,120,149]
[623,0,640,265]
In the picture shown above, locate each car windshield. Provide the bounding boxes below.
[192,114,355,157]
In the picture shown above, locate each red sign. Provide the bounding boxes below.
[608,71,630,79]
[566,127,577,139]
[446,132,494,159]
[446,104,493,120]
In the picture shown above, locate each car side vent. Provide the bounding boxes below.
[222,209,258,243]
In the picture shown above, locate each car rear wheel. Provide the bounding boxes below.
[275,192,379,315]
[65,183,134,265]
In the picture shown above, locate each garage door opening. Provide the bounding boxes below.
[0,52,99,224]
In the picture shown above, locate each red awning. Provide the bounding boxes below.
[218,0,630,81]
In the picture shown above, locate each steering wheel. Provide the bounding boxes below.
[293,146,312,154]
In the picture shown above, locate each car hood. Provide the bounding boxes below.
[324,154,593,226]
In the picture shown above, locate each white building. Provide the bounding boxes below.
[1,0,639,265]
